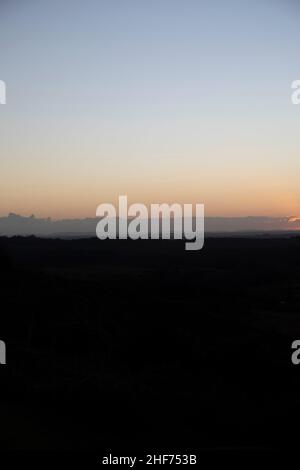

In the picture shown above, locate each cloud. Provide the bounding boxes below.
[0,214,300,237]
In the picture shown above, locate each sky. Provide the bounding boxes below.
[0,0,300,218]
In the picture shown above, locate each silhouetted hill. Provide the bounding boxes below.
[1,236,300,451]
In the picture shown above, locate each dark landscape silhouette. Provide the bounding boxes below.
[1,235,300,451]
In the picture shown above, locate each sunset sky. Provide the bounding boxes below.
[0,0,299,218]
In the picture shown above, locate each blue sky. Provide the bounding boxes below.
[0,0,299,217]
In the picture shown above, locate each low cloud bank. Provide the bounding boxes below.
[0,213,300,237]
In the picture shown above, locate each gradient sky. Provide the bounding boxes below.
[0,0,300,218]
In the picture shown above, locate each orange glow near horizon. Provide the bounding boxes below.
[1,2,300,221]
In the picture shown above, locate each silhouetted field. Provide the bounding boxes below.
[1,236,300,451]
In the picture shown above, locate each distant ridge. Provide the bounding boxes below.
[0,213,299,237]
